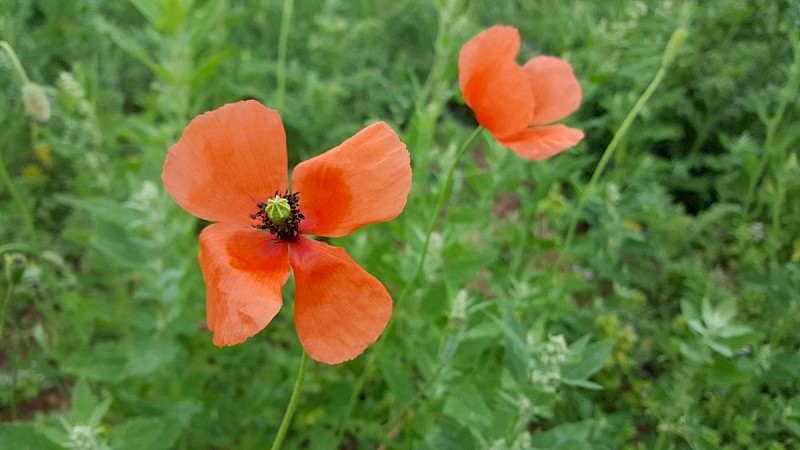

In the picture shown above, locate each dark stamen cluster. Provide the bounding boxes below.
[250,190,304,242]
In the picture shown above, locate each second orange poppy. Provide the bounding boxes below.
[459,25,584,159]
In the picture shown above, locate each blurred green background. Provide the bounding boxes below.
[1,0,799,448]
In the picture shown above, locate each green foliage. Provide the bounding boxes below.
[1,0,798,449]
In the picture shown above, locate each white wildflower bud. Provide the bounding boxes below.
[449,289,468,324]
[66,425,108,450]
[22,83,51,122]
[749,222,764,242]
[545,334,568,364]
[511,432,532,450]
[486,438,508,450]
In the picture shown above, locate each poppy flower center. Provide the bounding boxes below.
[251,190,304,241]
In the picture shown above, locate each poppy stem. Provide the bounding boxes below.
[397,125,484,303]
[560,27,687,260]
[270,350,308,450]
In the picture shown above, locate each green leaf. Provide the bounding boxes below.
[379,353,415,402]
[70,378,96,424]
[706,357,750,387]
[0,424,61,450]
[785,420,800,438]
[682,300,707,335]
[125,338,179,377]
[96,19,171,80]
[62,342,128,382]
[87,397,114,428]
[560,378,603,390]
[531,420,594,448]
[55,195,140,227]
[109,418,167,450]
[442,384,491,437]
[561,341,614,380]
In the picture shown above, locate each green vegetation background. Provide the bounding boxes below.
[1,0,798,449]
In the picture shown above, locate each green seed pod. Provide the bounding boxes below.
[4,252,27,285]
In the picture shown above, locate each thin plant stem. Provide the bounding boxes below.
[1,282,17,420]
[743,31,800,213]
[335,125,483,443]
[1,41,40,254]
[396,125,483,305]
[385,362,447,431]
[0,41,31,84]
[274,0,294,111]
[561,28,687,258]
[0,150,40,255]
[269,350,308,450]
[412,0,458,109]
[0,283,14,355]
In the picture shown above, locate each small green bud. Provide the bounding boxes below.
[660,27,688,68]
[265,196,291,224]
[22,83,51,122]
[4,252,27,285]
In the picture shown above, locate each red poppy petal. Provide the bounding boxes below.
[290,237,392,364]
[458,25,535,138]
[199,223,290,346]
[522,56,582,126]
[498,125,584,160]
[291,122,411,238]
[163,100,288,226]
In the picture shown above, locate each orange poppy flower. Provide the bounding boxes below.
[459,25,584,159]
[162,100,411,364]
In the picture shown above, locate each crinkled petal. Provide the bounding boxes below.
[458,25,534,138]
[290,237,392,364]
[522,56,582,125]
[163,100,288,226]
[199,223,290,346]
[498,125,584,160]
[291,122,411,238]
